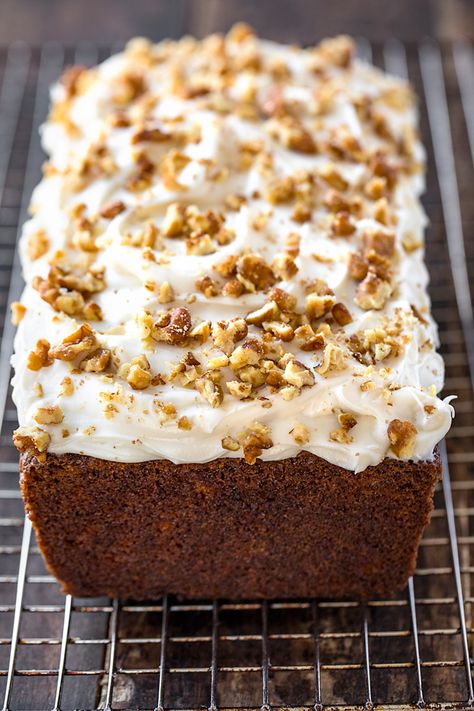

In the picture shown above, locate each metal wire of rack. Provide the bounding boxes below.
[0,37,472,710]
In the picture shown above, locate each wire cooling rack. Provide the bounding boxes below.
[0,37,473,710]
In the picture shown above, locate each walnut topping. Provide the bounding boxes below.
[221,435,240,451]
[354,273,392,310]
[49,324,97,362]
[229,340,263,369]
[27,339,53,371]
[317,343,346,374]
[266,115,317,154]
[33,265,105,319]
[162,203,186,236]
[212,318,248,354]
[27,229,49,260]
[160,150,190,191]
[329,427,353,444]
[80,348,111,373]
[236,253,276,292]
[100,200,126,219]
[339,412,357,430]
[11,302,26,325]
[226,380,252,399]
[34,405,64,425]
[238,420,273,464]
[60,64,87,98]
[272,253,298,280]
[388,419,417,458]
[363,230,395,258]
[60,376,74,396]
[331,211,356,237]
[152,307,192,345]
[127,151,155,191]
[131,126,171,144]
[347,252,368,281]
[294,324,325,351]
[290,422,309,445]
[266,175,295,204]
[195,376,223,408]
[158,281,175,304]
[283,359,315,387]
[305,279,335,319]
[332,302,352,326]
[269,287,297,312]
[123,355,152,390]
[246,301,279,326]
[13,426,51,461]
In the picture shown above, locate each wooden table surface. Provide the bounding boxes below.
[0,0,473,44]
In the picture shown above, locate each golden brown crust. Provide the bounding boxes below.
[20,449,441,600]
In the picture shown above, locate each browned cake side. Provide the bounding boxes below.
[19,450,441,600]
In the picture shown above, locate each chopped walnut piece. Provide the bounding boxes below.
[226,380,252,399]
[50,324,97,362]
[229,340,263,369]
[152,307,192,345]
[195,376,223,408]
[222,278,244,298]
[339,412,357,430]
[284,359,315,387]
[319,164,348,191]
[290,422,310,445]
[13,425,51,461]
[27,339,53,371]
[82,302,103,321]
[388,419,417,458]
[306,292,336,320]
[127,151,155,191]
[317,343,346,374]
[34,405,64,425]
[189,320,211,344]
[267,115,317,154]
[365,176,387,200]
[331,211,356,237]
[329,428,353,444]
[402,231,422,253]
[354,273,392,310]
[11,302,26,325]
[236,253,276,292]
[347,252,368,281]
[27,229,49,260]
[269,286,297,312]
[239,420,273,464]
[212,318,248,354]
[266,175,295,204]
[60,64,87,97]
[177,416,192,430]
[160,150,190,191]
[246,301,279,326]
[272,253,298,280]
[221,435,240,451]
[196,275,220,298]
[363,230,395,258]
[81,348,111,373]
[126,355,152,390]
[332,302,352,326]
[131,126,171,144]
[158,281,175,304]
[60,376,74,396]
[186,233,216,256]
[100,200,126,219]
[294,324,325,351]
[263,321,294,341]
[162,203,186,236]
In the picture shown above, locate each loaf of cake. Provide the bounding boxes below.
[12,26,454,599]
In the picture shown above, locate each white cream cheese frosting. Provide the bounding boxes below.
[11,27,454,471]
